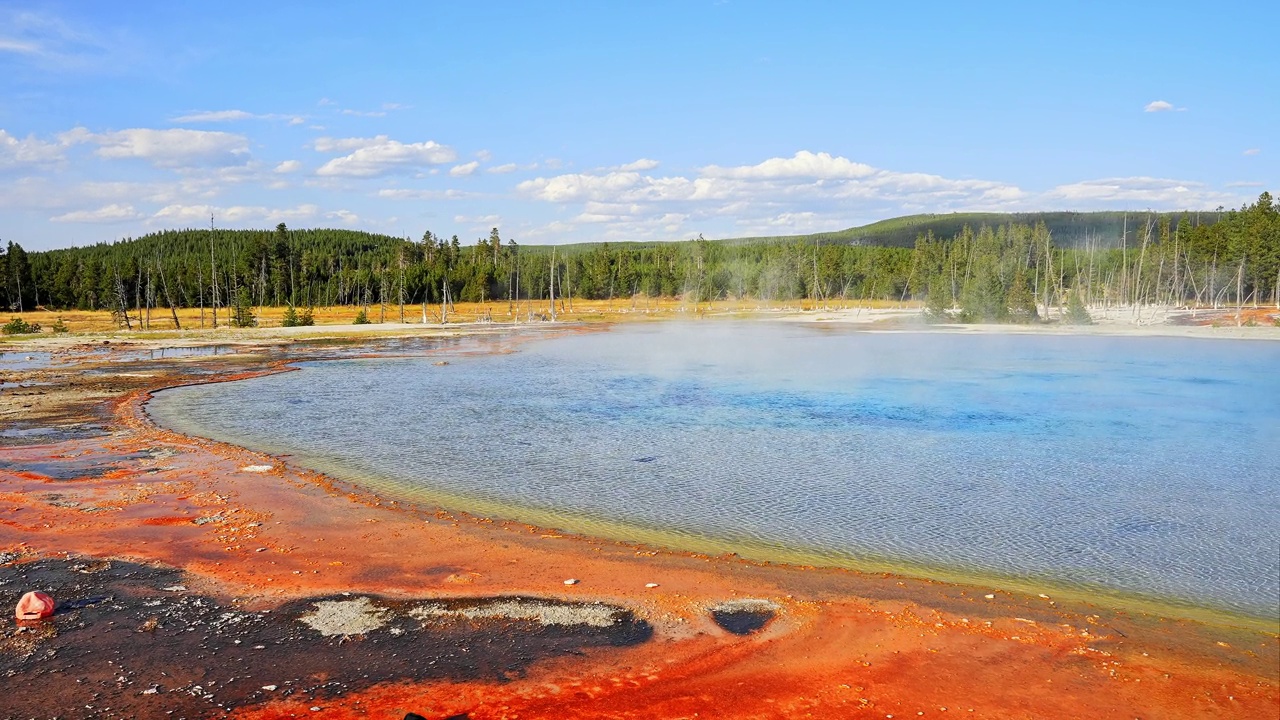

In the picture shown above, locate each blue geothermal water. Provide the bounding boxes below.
[147,323,1280,616]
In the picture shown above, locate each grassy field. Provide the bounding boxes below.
[0,297,917,337]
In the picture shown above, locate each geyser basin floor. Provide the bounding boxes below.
[1,326,1276,719]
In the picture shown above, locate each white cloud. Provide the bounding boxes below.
[1143,100,1186,113]
[488,162,519,174]
[340,108,386,118]
[475,149,493,162]
[1226,181,1264,188]
[0,38,40,54]
[516,150,1251,242]
[314,135,385,153]
[274,160,302,174]
[618,158,660,172]
[703,151,875,179]
[49,203,143,223]
[449,161,480,177]
[1242,148,1260,156]
[61,127,250,167]
[0,129,65,165]
[315,137,456,177]
[376,188,474,200]
[455,214,501,226]
[170,109,310,125]
[152,203,322,226]
[1042,177,1235,207]
[0,9,120,73]
[325,209,359,224]
[171,109,258,123]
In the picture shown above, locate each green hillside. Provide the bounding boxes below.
[713,210,1228,250]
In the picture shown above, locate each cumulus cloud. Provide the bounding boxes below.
[60,127,250,167]
[488,163,519,174]
[315,136,456,177]
[49,203,143,223]
[618,158,659,172]
[519,151,1024,212]
[703,151,875,179]
[515,149,1252,242]
[449,161,480,177]
[475,149,493,162]
[274,160,302,173]
[0,129,65,165]
[1143,100,1186,113]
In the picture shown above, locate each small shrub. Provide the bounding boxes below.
[299,307,315,326]
[231,287,257,328]
[1064,290,1093,326]
[51,317,70,333]
[281,305,300,327]
[2,318,41,335]
[353,308,371,325]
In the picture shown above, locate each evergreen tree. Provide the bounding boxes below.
[231,286,257,327]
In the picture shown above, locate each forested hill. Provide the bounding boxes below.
[717,210,1227,250]
[2,195,1275,321]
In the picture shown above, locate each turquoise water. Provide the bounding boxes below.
[148,323,1280,617]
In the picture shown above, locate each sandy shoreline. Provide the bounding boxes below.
[1,318,1277,718]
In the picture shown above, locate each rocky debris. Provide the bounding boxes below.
[0,557,653,719]
[709,599,781,635]
[299,597,390,637]
[409,597,630,629]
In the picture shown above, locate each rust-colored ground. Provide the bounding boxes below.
[0,334,1276,719]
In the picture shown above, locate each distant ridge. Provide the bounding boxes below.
[709,210,1228,250]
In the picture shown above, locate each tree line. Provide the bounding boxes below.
[2,192,1275,326]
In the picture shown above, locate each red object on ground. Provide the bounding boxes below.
[15,592,55,620]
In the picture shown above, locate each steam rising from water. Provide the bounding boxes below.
[149,323,1280,616]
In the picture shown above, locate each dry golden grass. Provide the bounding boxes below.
[2,297,915,336]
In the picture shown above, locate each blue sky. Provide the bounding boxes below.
[1,1,1275,251]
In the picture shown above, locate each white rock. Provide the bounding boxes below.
[261,685,277,691]
[645,583,659,588]
[984,594,995,599]
[563,578,579,585]
[242,465,273,473]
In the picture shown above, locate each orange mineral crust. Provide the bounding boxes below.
[0,343,1276,720]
